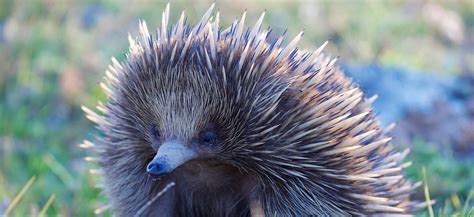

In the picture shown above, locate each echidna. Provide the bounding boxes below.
[82,3,426,216]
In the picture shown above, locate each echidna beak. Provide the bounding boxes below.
[146,141,196,178]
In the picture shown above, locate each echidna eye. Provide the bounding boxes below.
[200,131,217,145]
[150,124,161,143]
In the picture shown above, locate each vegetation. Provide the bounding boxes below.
[1,0,472,216]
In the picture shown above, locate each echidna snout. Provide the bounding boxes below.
[146,141,197,177]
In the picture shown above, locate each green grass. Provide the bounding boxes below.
[1,0,473,216]
[406,140,474,216]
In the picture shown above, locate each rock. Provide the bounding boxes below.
[343,63,474,158]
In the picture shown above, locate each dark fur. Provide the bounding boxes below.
[146,161,256,217]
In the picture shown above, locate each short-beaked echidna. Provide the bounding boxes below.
[82,4,425,216]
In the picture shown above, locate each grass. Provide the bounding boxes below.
[1,0,473,216]
[3,176,36,216]
[38,193,56,217]
[406,140,474,216]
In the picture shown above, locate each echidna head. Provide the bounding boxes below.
[102,43,296,179]
[94,7,304,182]
[114,62,282,178]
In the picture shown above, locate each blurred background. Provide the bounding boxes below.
[0,0,473,216]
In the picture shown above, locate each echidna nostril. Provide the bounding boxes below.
[147,163,160,172]
[146,158,170,177]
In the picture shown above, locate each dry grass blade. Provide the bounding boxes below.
[3,176,37,216]
[134,182,176,217]
[38,194,56,217]
[422,167,434,217]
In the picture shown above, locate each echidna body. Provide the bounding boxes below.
[83,4,423,216]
